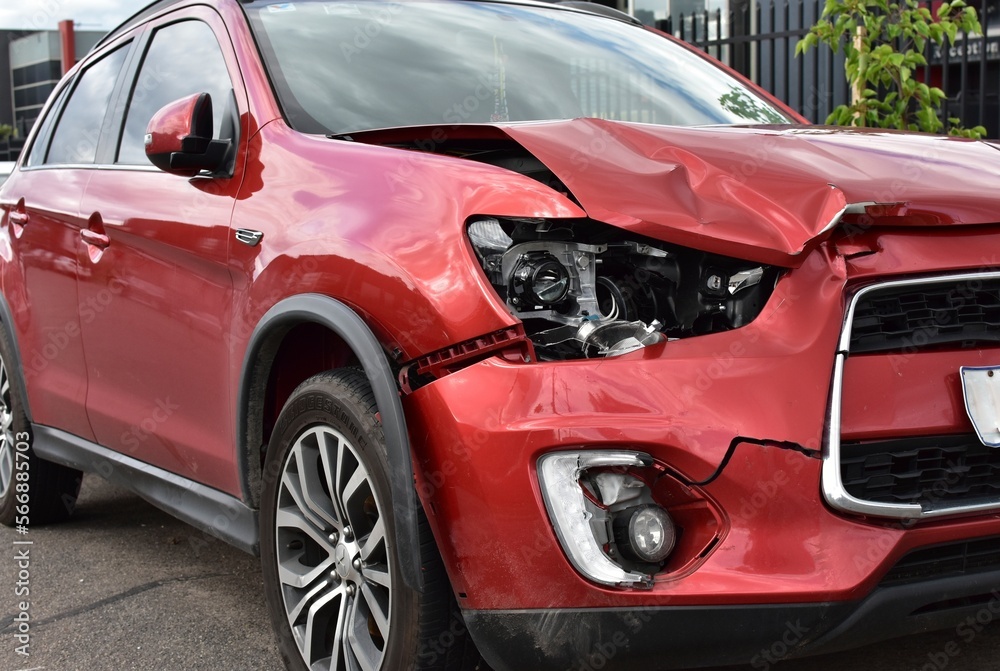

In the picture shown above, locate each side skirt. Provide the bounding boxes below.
[32,424,260,555]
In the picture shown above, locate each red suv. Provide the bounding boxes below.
[1,0,999,669]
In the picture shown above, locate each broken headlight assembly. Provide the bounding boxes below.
[467,217,779,360]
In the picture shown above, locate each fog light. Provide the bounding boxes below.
[614,504,676,563]
[537,451,653,588]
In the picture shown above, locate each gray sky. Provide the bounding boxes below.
[0,1,143,32]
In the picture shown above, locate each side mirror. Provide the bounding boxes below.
[144,92,231,177]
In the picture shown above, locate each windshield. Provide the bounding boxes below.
[245,0,793,134]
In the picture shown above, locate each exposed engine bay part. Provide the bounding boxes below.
[467,217,779,360]
[533,320,664,358]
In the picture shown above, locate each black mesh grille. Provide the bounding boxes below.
[849,279,1000,353]
[840,435,1000,507]
[880,536,1000,586]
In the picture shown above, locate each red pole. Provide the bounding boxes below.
[58,19,75,75]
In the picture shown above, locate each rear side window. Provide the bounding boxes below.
[24,84,70,168]
[118,20,235,165]
[46,46,129,165]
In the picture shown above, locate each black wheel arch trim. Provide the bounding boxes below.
[237,293,424,592]
[0,291,33,423]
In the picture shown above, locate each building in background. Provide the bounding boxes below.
[0,22,104,160]
[10,23,104,136]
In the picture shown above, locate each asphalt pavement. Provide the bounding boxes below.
[1,475,997,671]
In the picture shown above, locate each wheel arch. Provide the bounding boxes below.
[238,293,424,591]
[0,291,32,424]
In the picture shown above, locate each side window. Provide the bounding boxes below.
[24,84,71,168]
[118,21,235,165]
[46,46,129,165]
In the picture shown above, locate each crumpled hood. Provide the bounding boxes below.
[347,119,1000,266]
[497,120,1000,266]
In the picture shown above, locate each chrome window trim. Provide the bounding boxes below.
[823,271,1000,520]
[19,164,170,173]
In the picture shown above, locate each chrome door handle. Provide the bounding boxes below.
[9,210,28,226]
[81,229,110,249]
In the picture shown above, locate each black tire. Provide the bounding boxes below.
[261,368,482,671]
[0,325,82,526]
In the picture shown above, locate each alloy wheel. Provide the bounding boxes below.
[275,425,392,671]
[0,355,14,499]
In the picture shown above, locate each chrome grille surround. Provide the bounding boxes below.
[822,272,1000,520]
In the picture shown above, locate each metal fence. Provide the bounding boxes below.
[662,0,1000,138]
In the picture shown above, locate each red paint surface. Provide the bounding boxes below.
[0,0,995,619]
[841,349,1000,440]
[143,94,204,157]
[0,167,94,440]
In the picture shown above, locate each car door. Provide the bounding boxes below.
[77,9,247,494]
[0,42,134,442]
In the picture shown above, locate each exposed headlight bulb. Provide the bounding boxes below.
[509,252,570,308]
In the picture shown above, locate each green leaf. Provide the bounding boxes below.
[946,22,959,43]
[802,0,985,137]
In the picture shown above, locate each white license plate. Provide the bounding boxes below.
[960,366,1000,447]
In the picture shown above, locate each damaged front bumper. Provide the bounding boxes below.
[402,233,1000,669]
